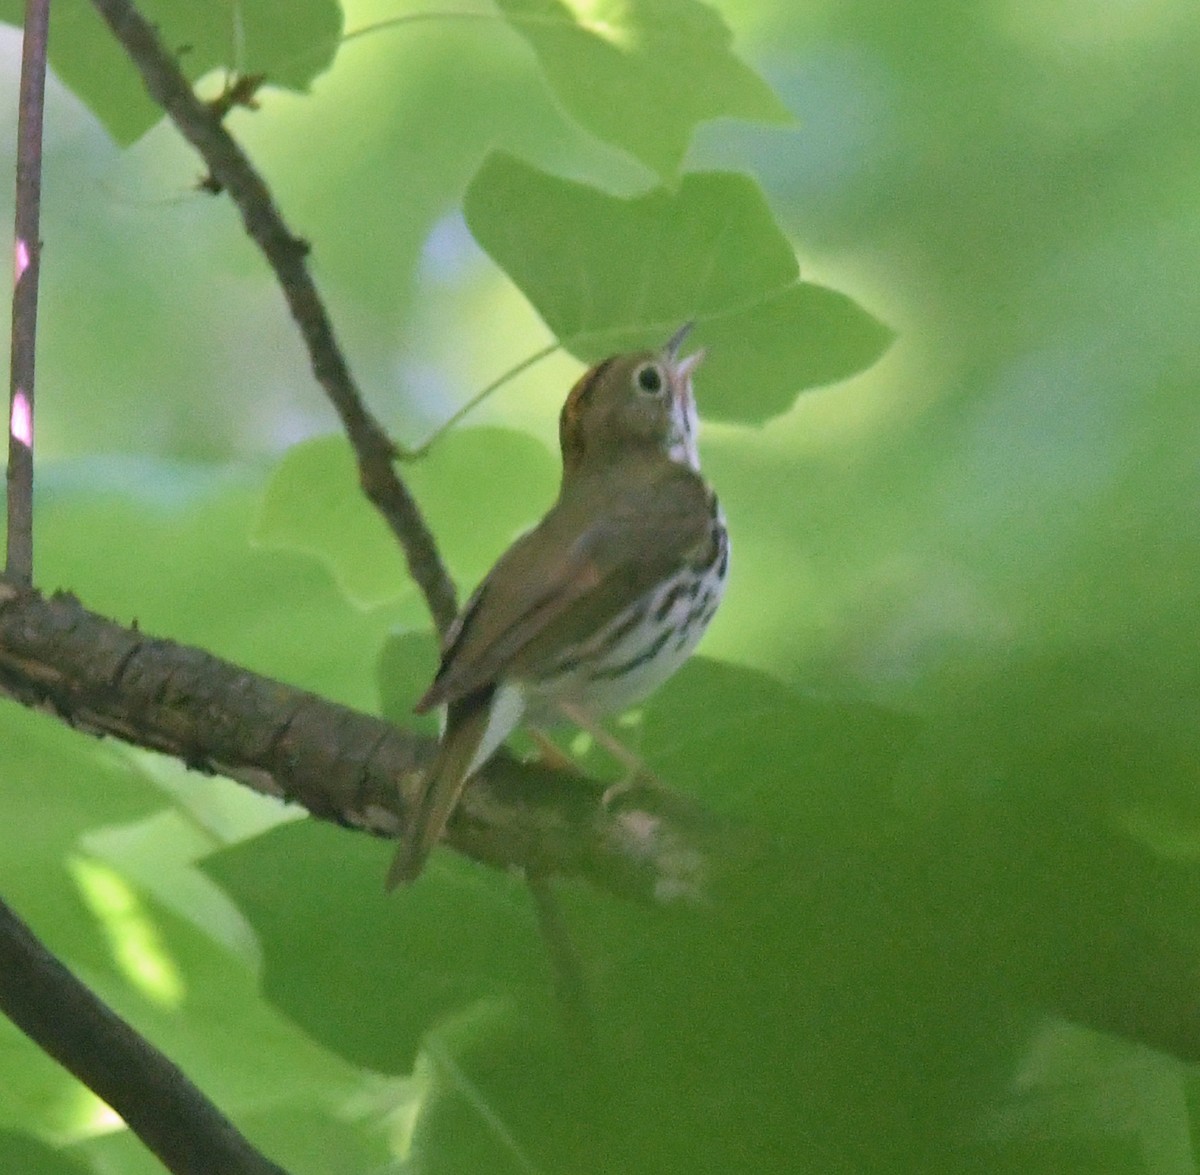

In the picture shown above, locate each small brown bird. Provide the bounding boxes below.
[388,325,729,885]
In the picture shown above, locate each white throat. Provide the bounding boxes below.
[667,387,701,471]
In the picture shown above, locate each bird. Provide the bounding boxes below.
[387,324,729,886]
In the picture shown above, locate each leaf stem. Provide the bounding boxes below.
[270,10,608,80]
[404,342,560,458]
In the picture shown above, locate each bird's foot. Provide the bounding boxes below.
[599,766,668,810]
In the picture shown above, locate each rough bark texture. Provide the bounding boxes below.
[0,585,715,903]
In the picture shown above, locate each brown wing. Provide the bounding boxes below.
[416,463,714,711]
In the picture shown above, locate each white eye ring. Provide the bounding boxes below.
[633,362,666,395]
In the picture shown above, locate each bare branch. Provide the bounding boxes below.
[0,894,291,1175]
[88,0,459,637]
[0,586,719,903]
[6,0,51,585]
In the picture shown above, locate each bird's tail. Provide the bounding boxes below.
[386,687,495,888]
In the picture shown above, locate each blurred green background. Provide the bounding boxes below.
[2,0,1199,1171]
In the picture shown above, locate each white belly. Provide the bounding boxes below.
[465,508,729,775]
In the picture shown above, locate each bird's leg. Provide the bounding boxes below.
[554,701,665,807]
[528,727,577,772]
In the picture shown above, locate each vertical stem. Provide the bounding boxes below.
[6,0,51,585]
[527,872,596,1057]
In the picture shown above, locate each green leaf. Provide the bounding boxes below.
[0,0,341,144]
[402,427,560,592]
[640,658,918,834]
[254,429,557,610]
[497,0,790,176]
[253,436,410,610]
[202,820,548,1072]
[465,153,893,422]
[696,283,898,423]
[0,716,166,1141]
[377,630,441,733]
[1,467,390,1165]
[0,1131,91,1175]
[35,457,398,710]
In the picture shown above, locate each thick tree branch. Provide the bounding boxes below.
[0,894,289,1175]
[88,0,459,638]
[6,0,50,585]
[0,585,716,903]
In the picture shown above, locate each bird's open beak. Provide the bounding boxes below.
[665,321,695,358]
[673,348,707,382]
[664,321,706,382]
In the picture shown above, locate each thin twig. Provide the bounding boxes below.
[0,894,291,1175]
[88,0,459,637]
[5,0,51,585]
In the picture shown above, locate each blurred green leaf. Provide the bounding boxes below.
[640,657,917,834]
[497,0,790,176]
[377,629,441,732]
[0,1132,91,1175]
[253,436,411,610]
[0,715,162,1139]
[36,458,396,707]
[5,0,1200,1168]
[0,0,341,144]
[0,461,388,1160]
[975,1022,1193,1175]
[202,819,549,1072]
[465,153,892,422]
[0,718,363,1159]
[254,429,557,609]
[401,427,559,590]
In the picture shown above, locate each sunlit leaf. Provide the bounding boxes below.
[497,0,790,176]
[0,0,341,144]
[465,153,893,422]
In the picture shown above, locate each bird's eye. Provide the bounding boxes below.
[634,363,665,395]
